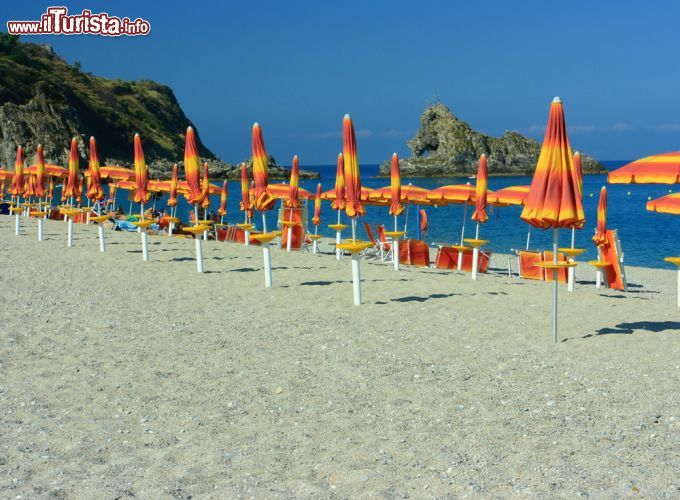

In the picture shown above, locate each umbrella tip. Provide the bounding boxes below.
[344,114,351,120]
[481,153,487,158]
[134,132,140,137]
[392,152,398,157]
[253,122,260,127]
[552,96,562,103]
[574,150,580,156]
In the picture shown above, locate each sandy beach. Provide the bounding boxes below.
[1,215,679,498]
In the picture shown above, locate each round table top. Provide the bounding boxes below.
[385,231,406,238]
[280,220,299,227]
[30,211,48,217]
[558,247,587,257]
[535,261,577,270]
[587,260,611,268]
[81,207,94,212]
[236,223,254,230]
[61,209,82,216]
[132,220,154,229]
[250,232,277,243]
[463,238,489,247]
[449,244,470,252]
[337,240,373,253]
[308,234,323,240]
[9,206,23,213]
[328,223,348,231]
[271,230,282,236]
[196,219,214,225]
[165,216,180,223]
[90,215,109,223]
[182,225,209,235]
[664,257,680,266]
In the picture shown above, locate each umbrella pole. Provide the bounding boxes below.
[526,227,531,251]
[140,202,149,262]
[352,252,362,305]
[404,204,409,234]
[335,209,342,260]
[194,205,204,273]
[351,217,357,242]
[472,222,480,281]
[287,207,293,252]
[203,208,208,241]
[566,227,577,292]
[262,212,268,233]
[457,203,469,271]
[552,228,559,345]
[98,223,106,252]
[14,195,21,236]
[417,207,421,240]
[313,225,318,254]
[86,198,91,224]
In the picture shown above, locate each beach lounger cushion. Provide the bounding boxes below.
[518,251,544,280]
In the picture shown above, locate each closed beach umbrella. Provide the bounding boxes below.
[34,145,46,199]
[63,138,80,202]
[520,97,584,343]
[573,151,583,196]
[133,134,150,205]
[10,145,25,198]
[593,186,608,247]
[184,127,203,205]
[240,163,252,220]
[420,209,429,234]
[218,179,228,219]
[332,153,345,211]
[251,122,276,287]
[608,151,680,184]
[343,114,365,222]
[312,183,322,226]
[168,164,179,208]
[76,176,84,204]
[200,162,211,210]
[252,122,276,214]
[470,154,489,280]
[283,155,300,252]
[86,137,105,202]
[389,153,404,217]
[108,183,116,210]
[48,176,54,202]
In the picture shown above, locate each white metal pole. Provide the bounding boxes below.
[67,218,73,247]
[195,237,204,273]
[38,218,43,241]
[457,203,469,271]
[526,227,531,251]
[14,214,20,236]
[86,199,91,224]
[552,228,559,345]
[393,238,400,271]
[263,244,272,287]
[262,212,267,233]
[141,230,149,261]
[352,252,361,305]
[312,225,318,254]
[98,225,106,252]
[567,226,576,292]
[472,222,480,280]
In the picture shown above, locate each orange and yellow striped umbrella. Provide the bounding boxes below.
[133,133,150,204]
[0,169,13,180]
[573,151,583,196]
[369,184,434,205]
[646,192,680,215]
[63,138,80,199]
[520,98,584,229]
[608,151,680,184]
[342,114,365,217]
[252,122,276,211]
[94,166,135,181]
[183,126,203,205]
[472,154,488,223]
[168,164,179,208]
[25,164,68,178]
[332,153,345,210]
[24,172,37,198]
[240,162,251,217]
[34,145,46,198]
[200,162,211,209]
[76,176,85,204]
[86,137,105,201]
[267,183,314,200]
[108,183,116,206]
[593,186,608,246]
[490,185,530,206]
[47,176,54,200]
[1,178,7,197]
[389,153,404,216]
[10,146,25,197]
[312,183,322,226]
[427,184,476,204]
[218,179,228,216]
[287,155,300,208]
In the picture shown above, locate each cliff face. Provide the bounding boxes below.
[0,34,319,179]
[379,103,604,176]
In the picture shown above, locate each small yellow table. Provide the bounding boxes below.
[281,220,299,227]
[237,223,254,231]
[559,247,586,259]
[30,211,48,217]
[535,261,576,270]
[308,234,323,241]
[165,216,180,224]
[251,232,278,244]
[463,238,489,248]
[328,223,348,232]
[9,206,23,214]
[449,244,469,252]
[385,230,406,239]
[90,215,109,223]
[337,240,373,254]
[132,219,154,229]
[61,208,82,217]
[182,225,210,236]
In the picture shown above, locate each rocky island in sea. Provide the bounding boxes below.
[379,102,605,177]
[0,34,319,180]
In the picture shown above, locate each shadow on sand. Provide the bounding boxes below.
[590,321,680,337]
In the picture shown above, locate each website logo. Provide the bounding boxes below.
[6,6,151,36]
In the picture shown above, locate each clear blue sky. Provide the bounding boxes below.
[3,0,680,165]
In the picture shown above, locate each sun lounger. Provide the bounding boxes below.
[518,251,545,280]
[398,239,430,267]
[280,207,305,250]
[434,246,490,272]
[376,225,393,262]
[363,222,381,257]
[543,251,569,283]
[596,229,627,291]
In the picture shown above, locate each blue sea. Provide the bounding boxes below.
[101,160,680,270]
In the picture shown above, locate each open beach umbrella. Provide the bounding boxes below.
[183,126,208,272]
[489,185,534,249]
[470,154,489,280]
[133,133,151,261]
[267,183,314,200]
[86,137,105,203]
[520,97,584,344]
[339,114,372,305]
[608,151,680,184]
[646,192,680,306]
[251,123,278,287]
